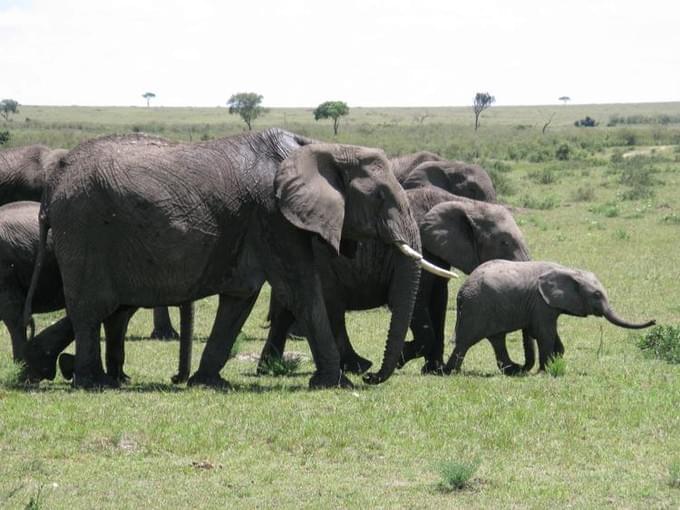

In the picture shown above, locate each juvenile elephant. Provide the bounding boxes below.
[258,186,529,375]
[444,260,655,374]
[401,160,496,203]
[0,144,180,341]
[0,201,193,383]
[25,129,451,389]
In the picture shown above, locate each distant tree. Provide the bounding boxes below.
[0,130,10,145]
[472,92,495,131]
[559,96,571,105]
[0,99,19,121]
[142,92,156,107]
[313,101,350,135]
[542,111,556,134]
[227,92,267,131]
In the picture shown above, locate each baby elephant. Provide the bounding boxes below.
[445,260,655,375]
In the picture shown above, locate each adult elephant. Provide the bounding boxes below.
[0,201,193,383]
[401,160,496,203]
[0,143,181,340]
[25,129,451,389]
[258,186,530,375]
[389,151,444,182]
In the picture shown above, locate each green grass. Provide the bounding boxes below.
[636,325,680,364]
[1,103,680,508]
[545,355,567,377]
[437,459,479,492]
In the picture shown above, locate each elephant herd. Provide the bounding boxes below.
[0,129,654,389]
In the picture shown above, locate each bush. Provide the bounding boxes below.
[571,186,595,202]
[636,325,680,364]
[528,168,558,185]
[545,355,566,377]
[555,143,570,161]
[437,460,479,492]
[575,116,597,127]
[0,130,9,145]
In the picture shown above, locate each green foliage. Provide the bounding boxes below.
[555,143,571,161]
[141,92,156,107]
[520,194,558,210]
[437,459,479,492]
[608,113,680,126]
[0,130,9,145]
[571,186,595,202]
[589,202,619,217]
[313,101,350,135]
[0,99,19,121]
[473,92,495,131]
[528,168,559,185]
[0,358,25,387]
[545,355,566,377]
[669,461,680,488]
[257,355,301,376]
[227,92,267,131]
[636,325,680,364]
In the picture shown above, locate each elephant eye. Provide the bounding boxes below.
[593,290,602,298]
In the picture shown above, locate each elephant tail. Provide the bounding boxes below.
[23,208,49,341]
[521,329,535,372]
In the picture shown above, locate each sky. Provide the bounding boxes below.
[1,0,679,107]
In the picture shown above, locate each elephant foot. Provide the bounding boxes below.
[171,372,189,384]
[187,371,232,389]
[23,344,59,381]
[309,370,354,389]
[421,359,446,375]
[341,353,373,375]
[58,353,75,381]
[111,372,131,385]
[396,341,423,369]
[362,370,393,385]
[72,370,120,389]
[499,362,524,376]
[149,326,179,340]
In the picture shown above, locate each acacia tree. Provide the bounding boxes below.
[472,92,495,131]
[559,96,571,105]
[0,99,19,121]
[313,101,349,135]
[142,92,156,107]
[227,92,267,131]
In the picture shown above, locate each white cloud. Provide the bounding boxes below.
[1,0,678,106]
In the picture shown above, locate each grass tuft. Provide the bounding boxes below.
[258,355,301,376]
[636,325,680,364]
[545,355,566,377]
[0,358,26,387]
[437,459,479,492]
[669,461,680,488]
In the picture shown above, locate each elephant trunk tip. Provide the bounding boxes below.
[603,306,656,330]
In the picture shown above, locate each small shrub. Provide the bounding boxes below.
[610,150,625,164]
[555,143,570,161]
[258,355,301,376]
[528,168,558,185]
[636,325,680,364]
[520,194,558,210]
[669,461,680,488]
[0,359,25,387]
[571,186,595,202]
[545,355,566,377]
[437,460,479,492]
[621,185,654,201]
[613,229,630,240]
[0,130,9,145]
[589,202,619,217]
[661,213,680,225]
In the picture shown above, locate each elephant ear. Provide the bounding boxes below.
[420,201,479,271]
[274,144,350,254]
[538,268,587,316]
[402,161,451,191]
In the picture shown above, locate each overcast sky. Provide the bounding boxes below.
[1,0,678,107]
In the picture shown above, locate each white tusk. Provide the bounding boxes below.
[419,258,458,279]
[395,243,459,279]
[395,242,423,261]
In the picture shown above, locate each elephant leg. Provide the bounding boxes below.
[257,293,295,374]
[71,321,118,389]
[103,307,137,384]
[522,329,536,372]
[488,333,522,376]
[24,317,75,381]
[422,277,448,374]
[328,304,372,375]
[444,339,471,374]
[189,291,260,388]
[537,325,559,372]
[172,302,194,384]
[150,306,179,340]
[553,333,565,357]
[4,316,27,364]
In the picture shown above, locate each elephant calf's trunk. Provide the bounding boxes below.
[603,306,655,330]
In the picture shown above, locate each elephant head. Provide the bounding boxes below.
[274,143,456,383]
[402,160,497,203]
[419,199,530,274]
[538,267,655,328]
[390,151,444,182]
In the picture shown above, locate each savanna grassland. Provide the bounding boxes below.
[0,103,679,509]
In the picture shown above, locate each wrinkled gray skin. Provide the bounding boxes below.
[390,151,444,182]
[444,260,655,374]
[0,144,179,340]
[259,186,529,375]
[401,160,497,203]
[0,201,193,383]
[25,129,423,389]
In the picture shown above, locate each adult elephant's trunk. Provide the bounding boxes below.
[363,246,422,384]
[602,305,655,330]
